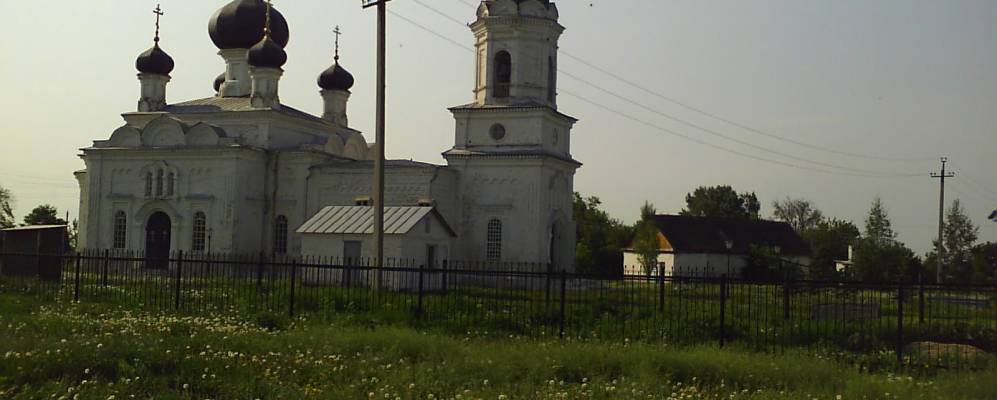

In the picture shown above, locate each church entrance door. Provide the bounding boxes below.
[145,212,172,269]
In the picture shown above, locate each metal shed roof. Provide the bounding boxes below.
[1,225,68,232]
[296,206,456,236]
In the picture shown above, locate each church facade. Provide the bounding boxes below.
[76,0,579,268]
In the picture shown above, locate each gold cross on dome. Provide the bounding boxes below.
[153,4,164,43]
[334,25,342,61]
[264,0,273,36]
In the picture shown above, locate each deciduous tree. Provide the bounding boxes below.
[633,201,660,276]
[680,185,760,219]
[0,184,14,229]
[802,218,860,280]
[573,193,632,275]
[772,197,824,233]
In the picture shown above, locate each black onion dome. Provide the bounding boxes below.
[484,0,552,9]
[209,0,289,50]
[136,45,175,75]
[318,63,354,91]
[248,36,287,68]
[213,72,226,92]
[516,0,551,7]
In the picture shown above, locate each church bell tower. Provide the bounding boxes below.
[472,0,561,108]
[446,0,580,268]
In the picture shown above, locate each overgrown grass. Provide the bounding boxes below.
[1,292,996,399]
[4,268,996,372]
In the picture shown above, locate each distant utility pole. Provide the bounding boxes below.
[362,0,390,270]
[930,157,955,283]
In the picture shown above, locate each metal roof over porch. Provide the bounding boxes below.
[296,206,456,236]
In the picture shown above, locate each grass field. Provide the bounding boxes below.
[1,292,996,399]
[5,260,996,369]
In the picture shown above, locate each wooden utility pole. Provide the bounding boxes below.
[363,0,389,270]
[930,157,955,283]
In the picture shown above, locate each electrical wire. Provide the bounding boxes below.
[433,0,937,163]
[388,7,922,179]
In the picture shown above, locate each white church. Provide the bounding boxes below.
[76,0,580,269]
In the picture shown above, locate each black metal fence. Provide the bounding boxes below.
[1,249,995,370]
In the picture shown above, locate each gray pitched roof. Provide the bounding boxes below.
[1,225,68,232]
[311,159,441,170]
[297,206,456,237]
[443,148,581,166]
[164,97,329,125]
[448,101,578,123]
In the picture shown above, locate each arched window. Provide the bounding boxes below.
[191,212,207,252]
[113,211,127,249]
[155,169,164,196]
[547,56,556,103]
[166,173,175,196]
[274,215,288,255]
[493,51,511,98]
[486,219,502,262]
[145,173,153,197]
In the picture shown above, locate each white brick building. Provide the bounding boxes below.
[76,0,580,269]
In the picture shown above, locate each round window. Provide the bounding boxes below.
[489,123,506,141]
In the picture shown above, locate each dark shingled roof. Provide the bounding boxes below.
[647,215,812,256]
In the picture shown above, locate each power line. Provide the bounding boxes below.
[950,180,997,208]
[389,7,922,179]
[558,69,920,177]
[559,88,906,178]
[436,0,936,163]
[947,161,997,202]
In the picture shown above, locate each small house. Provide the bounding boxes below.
[0,225,70,281]
[623,215,811,277]
[296,206,456,290]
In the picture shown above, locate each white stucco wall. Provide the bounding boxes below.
[623,251,749,278]
[299,215,453,291]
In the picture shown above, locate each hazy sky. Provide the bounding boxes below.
[1,0,994,254]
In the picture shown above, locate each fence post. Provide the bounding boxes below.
[417,264,426,318]
[559,269,567,339]
[73,251,82,302]
[256,252,265,288]
[441,260,449,295]
[896,279,905,365]
[545,263,552,308]
[719,274,728,348]
[918,272,925,324]
[34,237,42,278]
[782,272,791,320]
[101,249,110,287]
[288,258,298,317]
[657,263,665,313]
[174,251,184,311]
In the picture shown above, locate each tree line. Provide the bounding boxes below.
[574,185,995,284]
